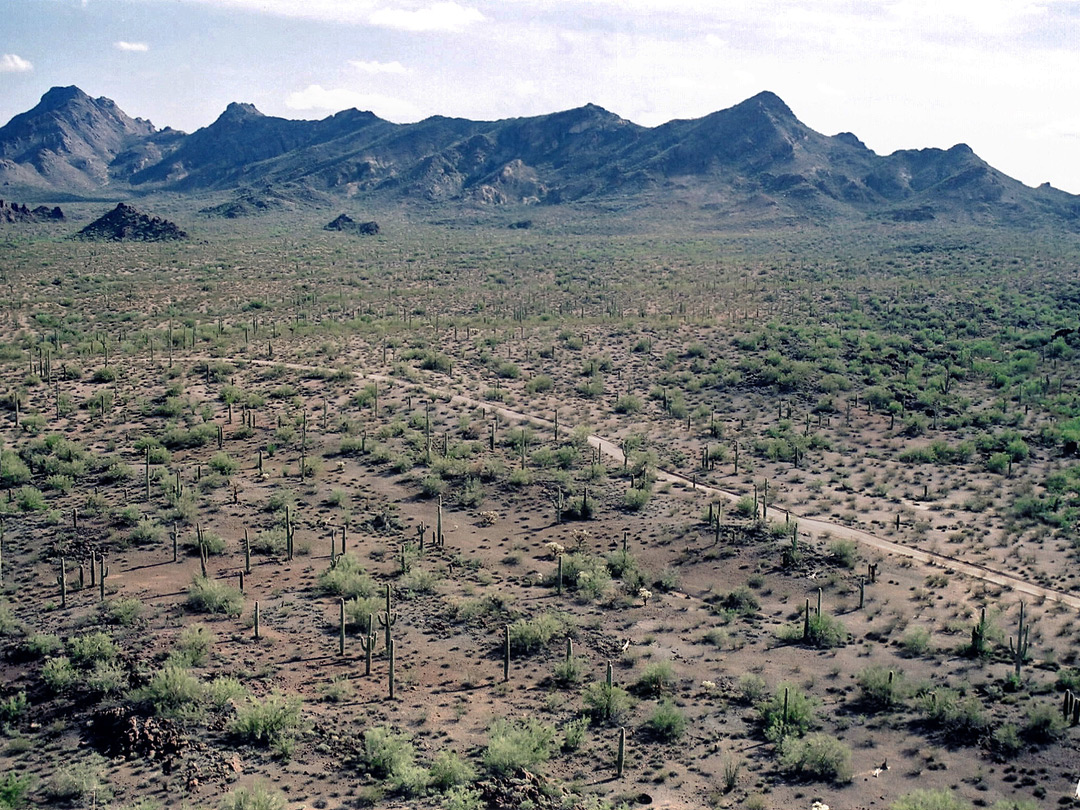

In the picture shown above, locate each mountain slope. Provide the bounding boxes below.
[0,86,157,190]
[1,85,1077,227]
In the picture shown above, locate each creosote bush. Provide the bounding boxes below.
[218,782,286,810]
[428,750,475,791]
[582,681,632,725]
[231,692,303,746]
[483,717,557,775]
[186,576,243,616]
[319,553,377,599]
[758,683,817,742]
[643,699,688,741]
[507,612,570,655]
[779,732,853,784]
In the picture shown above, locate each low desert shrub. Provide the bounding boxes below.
[779,732,853,783]
[231,692,303,746]
[758,683,817,742]
[643,699,688,741]
[428,750,475,791]
[186,576,243,616]
[483,717,557,775]
[890,789,972,810]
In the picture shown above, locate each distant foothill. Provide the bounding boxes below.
[75,202,187,242]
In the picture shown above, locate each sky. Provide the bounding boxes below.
[2,0,1079,193]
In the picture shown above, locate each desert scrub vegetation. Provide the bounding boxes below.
[2,222,1079,810]
[483,716,557,775]
[186,576,244,616]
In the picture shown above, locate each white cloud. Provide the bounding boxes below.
[175,0,483,30]
[0,54,33,73]
[369,2,485,32]
[350,59,407,74]
[115,41,150,52]
[285,84,421,121]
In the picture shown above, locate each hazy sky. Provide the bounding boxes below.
[2,0,1079,193]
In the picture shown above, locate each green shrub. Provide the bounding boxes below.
[0,772,33,809]
[15,486,47,512]
[483,717,557,775]
[857,666,906,711]
[1021,703,1065,743]
[644,699,688,741]
[218,783,286,810]
[344,596,383,629]
[231,692,303,746]
[0,602,18,636]
[0,691,28,724]
[186,576,243,616]
[428,750,475,791]
[41,656,76,693]
[713,586,759,616]
[443,785,483,810]
[208,451,238,476]
[758,683,817,742]
[102,597,144,626]
[552,656,585,687]
[399,567,439,596]
[182,531,226,556]
[828,538,857,568]
[582,682,632,725]
[44,753,109,803]
[525,374,553,393]
[737,673,767,704]
[171,623,214,667]
[86,660,129,695]
[918,688,991,744]
[890,790,972,810]
[634,661,675,697]
[507,612,569,655]
[319,553,377,599]
[207,676,249,709]
[22,633,63,658]
[990,723,1023,758]
[561,717,589,752]
[901,627,932,657]
[361,726,417,779]
[780,612,848,648]
[138,664,206,717]
[68,631,118,668]
[779,732,853,784]
[622,488,651,511]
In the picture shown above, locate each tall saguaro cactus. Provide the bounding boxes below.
[1009,601,1031,678]
[378,584,397,651]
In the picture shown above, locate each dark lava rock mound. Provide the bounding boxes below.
[77,202,187,241]
[0,200,64,223]
[324,213,379,235]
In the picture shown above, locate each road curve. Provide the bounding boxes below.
[218,357,1080,611]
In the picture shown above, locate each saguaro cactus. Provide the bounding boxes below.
[378,584,397,651]
[98,554,109,602]
[1009,601,1031,678]
[388,638,396,700]
[503,624,511,682]
[616,727,626,777]
[360,613,376,676]
[339,598,346,657]
[56,557,67,608]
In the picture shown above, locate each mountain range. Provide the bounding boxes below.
[1,85,1077,227]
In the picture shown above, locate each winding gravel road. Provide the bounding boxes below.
[230,357,1080,611]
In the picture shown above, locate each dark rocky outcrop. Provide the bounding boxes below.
[0,199,64,223]
[324,214,379,235]
[76,203,187,241]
